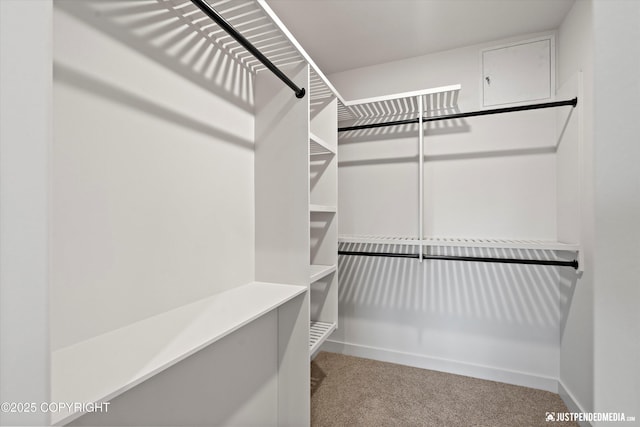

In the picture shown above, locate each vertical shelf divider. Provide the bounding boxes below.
[255,63,311,426]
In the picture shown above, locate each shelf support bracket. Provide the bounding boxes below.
[418,95,424,263]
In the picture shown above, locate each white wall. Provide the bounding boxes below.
[52,2,255,350]
[330,32,571,391]
[0,1,52,426]
[555,4,640,422]
[556,0,595,415]
[592,1,640,422]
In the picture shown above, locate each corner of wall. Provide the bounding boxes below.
[556,0,595,416]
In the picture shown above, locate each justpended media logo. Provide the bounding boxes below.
[546,411,634,423]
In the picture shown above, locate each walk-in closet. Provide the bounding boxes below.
[1,0,638,426]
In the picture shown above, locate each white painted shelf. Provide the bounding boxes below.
[310,132,335,155]
[310,204,337,213]
[51,282,306,425]
[310,264,337,283]
[338,235,580,251]
[309,321,336,358]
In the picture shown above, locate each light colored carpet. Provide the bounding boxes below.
[311,352,578,427]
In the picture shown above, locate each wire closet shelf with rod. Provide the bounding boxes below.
[337,84,580,271]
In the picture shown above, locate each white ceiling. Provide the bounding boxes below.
[266,0,575,75]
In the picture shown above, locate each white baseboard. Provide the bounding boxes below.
[558,381,592,427]
[321,339,558,393]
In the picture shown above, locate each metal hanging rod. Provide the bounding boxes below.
[190,0,306,99]
[338,97,577,132]
[338,250,579,269]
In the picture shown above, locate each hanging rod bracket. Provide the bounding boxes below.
[190,0,306,99]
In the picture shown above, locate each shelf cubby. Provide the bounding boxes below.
[310,132,336,156]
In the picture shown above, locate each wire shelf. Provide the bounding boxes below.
[338,235,580,251]
[309,321,336,357]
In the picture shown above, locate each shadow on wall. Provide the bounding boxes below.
[55,0,255,111]
[310,95,335,120]
[338,146,558,168]
[558,250,579,338]
[338,116,470,144]
[310,213,335,262]
[310,272,334,320]
[338,242,579,341]
[336,116,557,168]
[53,62,254,151]
[310,154,332,192]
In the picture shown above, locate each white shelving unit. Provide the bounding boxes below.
[337,84,462,262]
[50,1,340,425]
[337,82,580,268]
[51,282,306,425]
[333,72,584,392]
[308,84,339,359]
